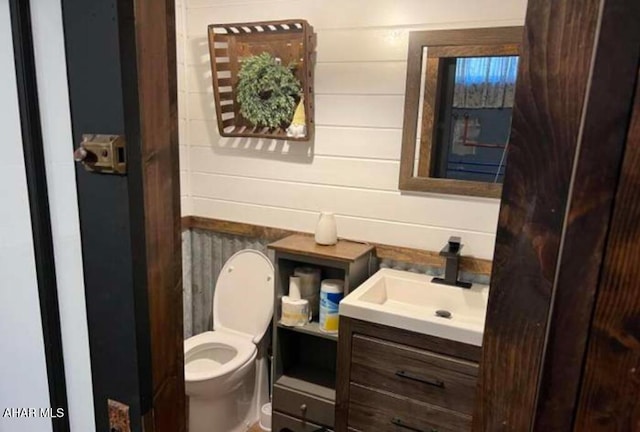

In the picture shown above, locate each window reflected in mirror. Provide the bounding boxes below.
[431,55,518,183]
[399,27,523,198]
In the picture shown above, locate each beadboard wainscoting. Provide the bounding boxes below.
[174,0,528,260]
[182,227,490,339]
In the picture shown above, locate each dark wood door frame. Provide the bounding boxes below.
[475,0,640,430]
[59,0,639,431]
[62,0,183,431]
[574,71,640,431]
[134,1,185,430]
[532,1,640,430]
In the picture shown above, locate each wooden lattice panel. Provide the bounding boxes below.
[207,20,315,141]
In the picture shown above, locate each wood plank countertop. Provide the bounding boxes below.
[268,234,374,262]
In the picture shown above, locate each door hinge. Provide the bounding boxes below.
[74,134,126,174]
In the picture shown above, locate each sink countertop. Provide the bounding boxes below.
[339,268,489,346]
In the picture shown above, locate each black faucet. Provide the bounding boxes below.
[431,236,472,289]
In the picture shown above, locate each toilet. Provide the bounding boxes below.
[184,250,274,432]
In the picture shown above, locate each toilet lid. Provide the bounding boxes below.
[213,250,274,343]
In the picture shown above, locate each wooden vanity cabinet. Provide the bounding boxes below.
[336,317,481,432]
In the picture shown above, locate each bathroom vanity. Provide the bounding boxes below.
[268,235,374,432]
[336,268,488,432]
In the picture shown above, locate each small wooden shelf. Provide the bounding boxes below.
[269,234,374,263]
[270,234,373,430]
[277,321,338,342]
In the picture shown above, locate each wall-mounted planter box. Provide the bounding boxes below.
[207,19,316,141]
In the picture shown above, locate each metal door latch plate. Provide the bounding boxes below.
[74,134,126,174]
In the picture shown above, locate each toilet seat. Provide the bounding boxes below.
[184,250,273,385]
[184,330,257,382]
[213,250,274,343]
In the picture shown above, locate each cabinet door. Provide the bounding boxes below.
[351,335,478,415]
[349,384,471,432]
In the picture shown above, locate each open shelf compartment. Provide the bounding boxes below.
[275,328,337,401]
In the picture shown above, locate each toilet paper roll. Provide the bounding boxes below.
[294,267,321,317]
[289,276,302,300]
[280,296,310,327]
[294,267,321,299]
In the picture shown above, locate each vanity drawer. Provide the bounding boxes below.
[273,384,335,427]
[350,334,478,415]
[348,383,471,432]
[272,411,333,432]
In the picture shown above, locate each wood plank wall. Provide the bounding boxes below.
[174,0,528,260]
[532,0,640,429]
[475,0,640,430]
[574,71,640,431]
[474,0,601,429]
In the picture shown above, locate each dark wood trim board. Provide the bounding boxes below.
[182,215,493,276]
[62,0,150,429]
[574,66,640,431]
[134,0,185,430]
[474,0,640,430]
[533,1,640,429]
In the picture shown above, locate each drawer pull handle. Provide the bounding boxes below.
[395,370,445,388]
[391,416,437,432]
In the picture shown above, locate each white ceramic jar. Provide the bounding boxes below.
[315,211,337,245]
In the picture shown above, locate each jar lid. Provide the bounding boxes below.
[321,279,344,293]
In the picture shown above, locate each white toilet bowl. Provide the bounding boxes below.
[185,330,257,398]
[184,250,274,432]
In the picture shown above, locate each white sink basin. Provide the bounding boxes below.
[339,268,489,346]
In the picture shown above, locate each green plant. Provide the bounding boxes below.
[236,52,301,128]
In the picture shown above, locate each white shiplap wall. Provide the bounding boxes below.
[176,0,527,260]
[177,0,191,214]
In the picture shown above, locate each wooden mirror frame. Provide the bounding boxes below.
[398,27,523,198]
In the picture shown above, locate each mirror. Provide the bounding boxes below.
[399,27,523,198]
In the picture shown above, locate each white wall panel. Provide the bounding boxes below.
[187,91,405,128]
[315,62,407,95]
[30,0,96,430]
[188,61,407,95]
[190,147,400,190]
[315,94,405,128]
[191,197,496,259]
[312,126,403,160]
[190,173,500,233]
[186,0,526,32]
[0,2,52,431]
[188,119,403,160]
[179,0,527,257]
